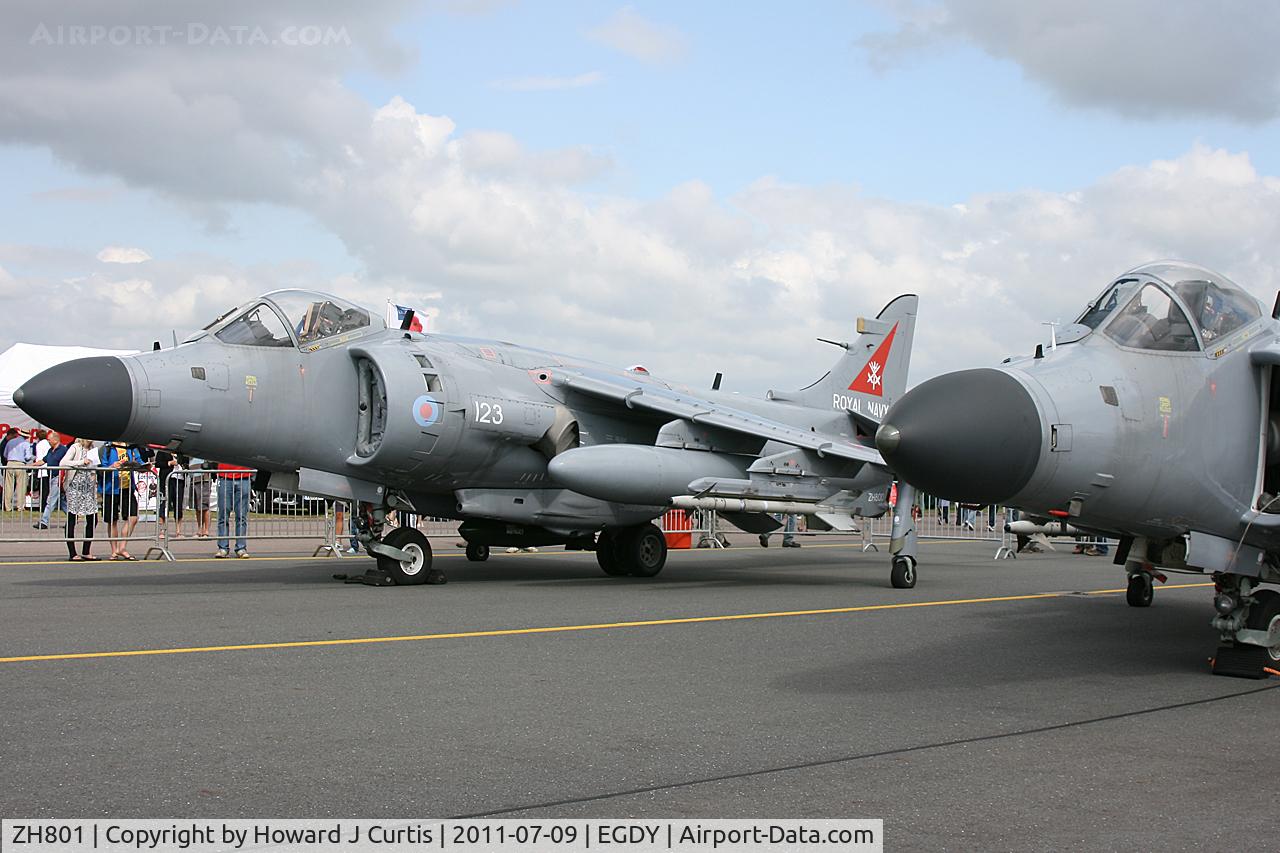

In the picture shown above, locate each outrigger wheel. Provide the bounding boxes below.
[596,523,668,578]
[595,530,627,576]
[378,526,446,585]
[890,556,917,589]
[465,543,490,562]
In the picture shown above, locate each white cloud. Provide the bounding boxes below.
[861,0,1280,122]
[491,71,605,91]
[96,246,152,264]
[586,6,688,65]
[7,2,1280,395]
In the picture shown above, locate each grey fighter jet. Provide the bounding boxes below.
[876,261,1280,678]
[16,289,921,587]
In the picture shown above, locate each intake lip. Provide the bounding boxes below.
[876,368,1043,505]
[13,356,133,440]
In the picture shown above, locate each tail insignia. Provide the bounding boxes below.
[848,323,898,396]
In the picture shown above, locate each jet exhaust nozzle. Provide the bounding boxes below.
[875,368,1043,505]
[13,356,134,440]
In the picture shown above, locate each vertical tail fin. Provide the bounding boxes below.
[777,293,918,422]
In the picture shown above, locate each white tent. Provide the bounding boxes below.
[0,343,136,430]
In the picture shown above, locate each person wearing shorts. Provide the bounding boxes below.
[98,442,143,560]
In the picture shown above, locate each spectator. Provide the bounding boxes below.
[0,426,13,507]
[98,441,144,560]
[334,501,360,554]
[31,429,52,510]
[61,437,100,561]
[35,431,68,529]
[153,448,188,538]
[187,456,213,538]
[4,428,34,510]
[781,513,801,548]
[216,462,252,558]
[937,497,950,525]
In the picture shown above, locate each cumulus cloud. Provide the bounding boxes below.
[7,2,1280,394]
[586,6,688,64]
[0,247,426,351]
[96,246,152,264]
[491,71,605,91]
[860,0,1280,122]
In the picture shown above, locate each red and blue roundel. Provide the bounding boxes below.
[411,394,441,428]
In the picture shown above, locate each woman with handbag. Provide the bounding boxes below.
[61,438,101,561]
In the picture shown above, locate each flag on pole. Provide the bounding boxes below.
[387,301,426,332]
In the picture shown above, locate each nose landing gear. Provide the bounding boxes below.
[338,501,447,586]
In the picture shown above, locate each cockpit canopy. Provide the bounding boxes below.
[207,290,384,349]
[1076,261,1262,352]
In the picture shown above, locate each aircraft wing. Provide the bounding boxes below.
[552,369,882,466]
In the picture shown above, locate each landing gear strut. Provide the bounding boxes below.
[1211,574,1280,678]
[340,501,447,586]
[888,481,919,589]
[596,523,668,578]
[377,526,445,585]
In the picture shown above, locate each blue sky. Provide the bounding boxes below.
[364,1,1280,202]
[3,2,1280,386]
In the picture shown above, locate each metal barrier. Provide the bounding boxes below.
[2,463,1047,563]
[1,463,166,558]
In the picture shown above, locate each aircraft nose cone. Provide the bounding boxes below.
[876,368,1043,505]
[14,356,134,440]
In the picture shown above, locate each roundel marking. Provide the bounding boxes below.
[412,394,441,427]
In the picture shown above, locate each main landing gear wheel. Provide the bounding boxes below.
[595,530,628,576]
[379,526,445,585]
[890,556,917,589]
[465,543,490,562]
[596,524,668,577]
[621,523,667,578]
[1126,572,1154,607]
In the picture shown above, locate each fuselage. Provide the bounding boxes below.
[16,289,883,535]
[879,261,1276,557]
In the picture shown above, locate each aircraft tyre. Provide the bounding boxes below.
[1246,589,1280,664]
[1126,572,1153,607]
[619,523,667,578]
[890,556,917,589]
[465,543,490,562]
[596,530,627,576]
[379,526,444,585]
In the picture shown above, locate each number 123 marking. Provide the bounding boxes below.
[474,401,504,424]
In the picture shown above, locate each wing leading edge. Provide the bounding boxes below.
[551,369,883,467]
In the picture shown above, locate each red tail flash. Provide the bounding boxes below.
[847,322,898,396]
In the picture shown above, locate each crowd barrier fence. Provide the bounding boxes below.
[1,466,1098,562]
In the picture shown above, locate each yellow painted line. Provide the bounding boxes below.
[0,583,1212,664]
[1083,582,1213,595]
